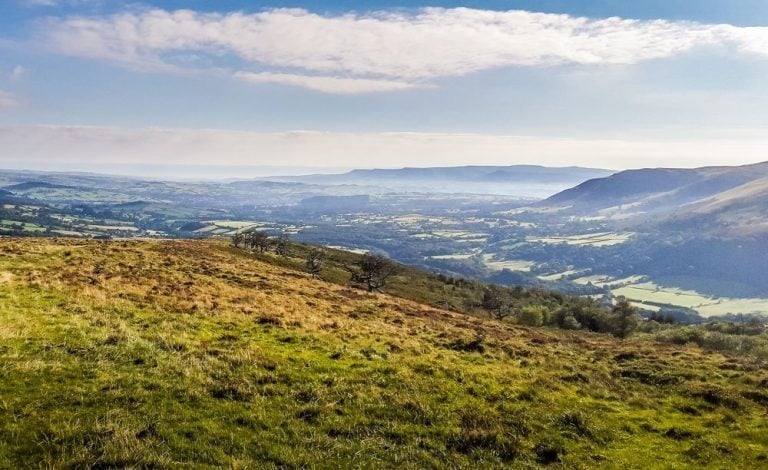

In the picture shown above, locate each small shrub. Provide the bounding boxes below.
[534,441,565,465]
[449,332,486,353]
[447,408,520,462]
[557,411,592,437]
[256,315,282,326]
[296,406,322,423]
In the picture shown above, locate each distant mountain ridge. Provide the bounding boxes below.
[4,181,79,191]
[341,165,610,181]
[542,162,768,212]
[262,165,614,198]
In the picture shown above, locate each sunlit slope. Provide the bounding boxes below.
[0,239,766,468]
[543,161,768,218]
[661,176,768,236]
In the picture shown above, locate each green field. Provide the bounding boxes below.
[537,269,586,281]
[0,220,45,233]
[0,238,767,468]
[613,282,768,317]
[482,254,536,272]
[86,224,139,231]
[528,232,635,247]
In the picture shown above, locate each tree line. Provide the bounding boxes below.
[233,230,399,292]
[480,283,639,338]
[233,229,640,338]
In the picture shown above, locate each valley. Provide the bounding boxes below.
[2,163,768,321]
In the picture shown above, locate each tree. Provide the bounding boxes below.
[611,298,639,339]
[233,230,270,252]
[561,314,582,330]
[569,304,611,333]
[248,231,271,253]
[519,305,546,327]
[481,285,516,321]
[305,249,324,279]
[232,232,245,248]
[275,232,291,257]
[350,253,398,292]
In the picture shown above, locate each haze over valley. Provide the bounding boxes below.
[3,162,767,320]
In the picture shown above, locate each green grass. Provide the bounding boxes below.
[613,282,768,317]
[0,238,766,468]
[0,220,46,232]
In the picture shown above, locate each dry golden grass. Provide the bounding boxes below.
[0,237,766,468]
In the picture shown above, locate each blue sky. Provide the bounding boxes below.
[0,1,767,173]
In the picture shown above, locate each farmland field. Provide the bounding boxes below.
[613,282,768,317]
[573,274,646,288]
[0,220,45,232]
[537,269,586,281]
[482,254,536,272]
[528,232,634,247]
[430,253,477,260]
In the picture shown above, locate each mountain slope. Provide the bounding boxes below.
[0,238,766,468]
[660,176,768,235]
[543,161,768,217]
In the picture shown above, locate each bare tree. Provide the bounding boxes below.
[350,253,399,292]
[275,232,291,257]
[306,249,324,279]
[481,285,517,321]
[233,230,272,253]
[232,232,244,248]
[249,231,271,253]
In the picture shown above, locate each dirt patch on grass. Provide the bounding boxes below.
[0,272,13,283]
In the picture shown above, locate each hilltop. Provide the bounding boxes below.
[0,238,766,468]
[542,161,768,229]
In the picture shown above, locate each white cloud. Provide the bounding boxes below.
[39,7,768,93]
[1,125,766,170]
[233,71,423,94]
[0,91,19,108]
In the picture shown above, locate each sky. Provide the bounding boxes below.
[0,0,767,175]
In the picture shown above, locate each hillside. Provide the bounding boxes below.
[1,238,767,467]
[542,162,768,219]
[660,176,768,236]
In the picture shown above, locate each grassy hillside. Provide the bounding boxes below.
[542,161,768,220]
[661,176,768,236]
[0,238,767,468]
[225,241,594,320]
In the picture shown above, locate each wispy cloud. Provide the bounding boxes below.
[233,71,424,94]
[38,7,768,93]
[0,91,20,108]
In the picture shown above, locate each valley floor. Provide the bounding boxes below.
[0,238,766,468]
